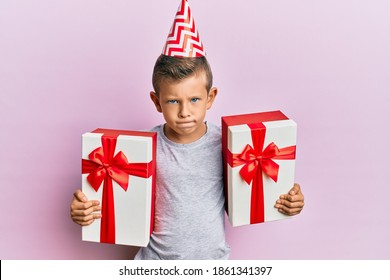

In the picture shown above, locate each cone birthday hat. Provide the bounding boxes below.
[163,0,206,57]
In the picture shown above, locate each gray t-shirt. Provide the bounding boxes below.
[134,122,231,260]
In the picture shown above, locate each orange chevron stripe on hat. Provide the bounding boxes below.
[163,0,206,57]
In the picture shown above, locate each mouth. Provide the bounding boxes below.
[176,121,195,127]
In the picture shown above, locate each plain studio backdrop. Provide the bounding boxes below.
[0,0,389,259]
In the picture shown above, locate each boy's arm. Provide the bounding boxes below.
[274,183,305,216]
[70,189,101,226]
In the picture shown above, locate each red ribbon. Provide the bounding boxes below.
[227,123,296,224]
[82,135,153,244]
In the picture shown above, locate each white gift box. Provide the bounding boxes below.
[81,128,156,246]
[222,111,297,227]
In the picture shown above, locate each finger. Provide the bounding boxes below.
[74,218,96,226]
[279,192,304,203]
[281,183,304,201]
[74,189,88,202]
[275,204,303,216]
[71,205,101,217]
[77,220,94,226]
[71,213,101,223]
[277,208,302,216]
[276,198,304,209]
[70,199,100,211]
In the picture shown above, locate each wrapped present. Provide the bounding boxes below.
[222,111,297,227]
[82,128,156,246]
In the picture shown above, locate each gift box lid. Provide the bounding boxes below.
[88,128,156,138]
[222,110,289,126]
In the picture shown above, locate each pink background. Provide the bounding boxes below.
[1,0,389,259]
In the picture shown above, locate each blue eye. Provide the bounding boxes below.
[191,98,200,103]
[167,100,178,104]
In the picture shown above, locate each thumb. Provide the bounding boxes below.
[74,189,88,202]
[289,183,301,195]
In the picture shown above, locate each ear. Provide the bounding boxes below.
[206,87,218,110]
[150,91,162,113]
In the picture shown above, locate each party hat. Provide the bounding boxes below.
[162,0,206,57]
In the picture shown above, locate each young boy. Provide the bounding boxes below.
[70,0,304,260]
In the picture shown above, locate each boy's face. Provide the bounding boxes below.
[150,72,217,144]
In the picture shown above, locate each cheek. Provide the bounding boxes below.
[162,107,176,119]
[201,102,209,110]
[196,106,208,116]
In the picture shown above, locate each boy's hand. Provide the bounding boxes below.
[70,189,101,226]
[274,183,304,216]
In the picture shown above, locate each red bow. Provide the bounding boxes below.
[236,142,281,185]
[82,136,153,243]
[227,123,296,224]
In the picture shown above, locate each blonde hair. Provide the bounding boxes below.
[152,54,213,94]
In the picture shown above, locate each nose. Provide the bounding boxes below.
[179,102,190,118]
